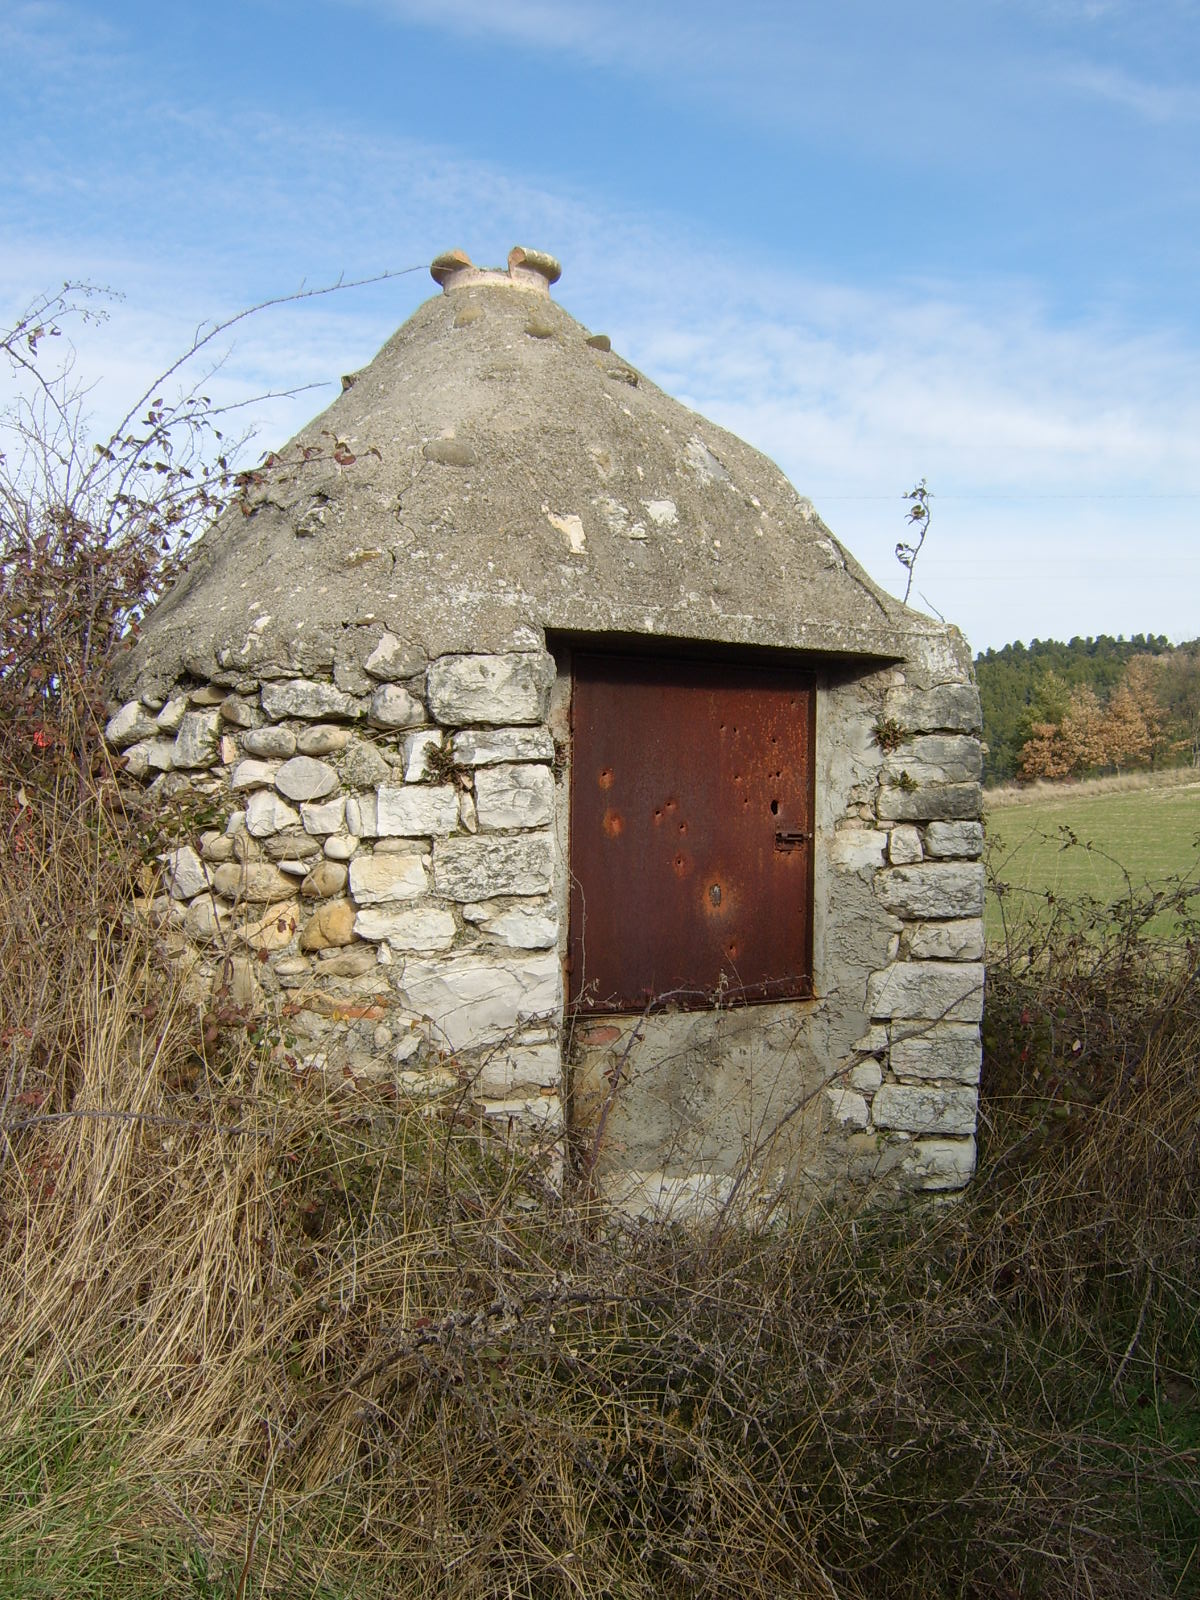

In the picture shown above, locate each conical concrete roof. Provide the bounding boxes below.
[115,247,943,699]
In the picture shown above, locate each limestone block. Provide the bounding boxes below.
[873,1084,978,1137]
[364,631,423,681]
[299,899,356,950]
[300,798,345,835]
[245,791,301,837]
[398,950,561,1049]
[904,1137,978,1190]
[105,701,158,748]
[218,695,261,730]
[324,835,356,861]
[481,1094,562,1132]
[475,763,554,830]
[241,726,297,759]
[427,653,554,727]
[401,729,444,781]
[238,900,301,952]
[231,759,279,791]
[301,860,348,899]
[172,711,221,769]
[345,793,377,837]
[353,904,456,951]
[470,902,558,949]
[433,833,555,901]
[875,862,984,919]
[275,755,339,803]
[368,683,425,730]
[451,726,556,765]
[890,1022,982,1083]
[183,896,230,943]
[123,739,176,776]
[340,737,392,790]
[476,1041,561,1096]
[318,946,378,977]
[883,684,982,734]
[855,1024,888,1056]
[904,919,985,961]
[867,961,984,1022]
[888,825,923,865]
[212,861,297,903]
[162,845,208,901]
[828,828,887,873]
[375,784,459,837]
[297,725,350,756]
[877,783,982,822]
[849,1060,883,1092]
[263,830,320,861]
[155,697,188,733]
[825,1087,869,1129]
[884,735,982,786]
[924,821,985,859]
[348,852,428,905]
[459,790,478,832]
[261,679,362,721]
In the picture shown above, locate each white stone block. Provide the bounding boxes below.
[374,783,459,837]
[867,962,984,1022]
[904,1136,977,1190]
[173,710,221,769]
[890,1022,982,1083]
[476,1041,561,1096]
[245,790,301,837]
[427,652,554,726]
[905,919,985,961]
[872,1084,978,1136]
[883,684,982,734]
[888,825,923,865]
[401,729,444,781]
[301,797,346,835]
[368,684,425,729]
[924,821,985,859]
[261,679,362,721]
[433,833,555,900]
[472,903,558,949]
[829,828,887,872]
[348,853,428,905]
[353,904,456,951]
[884,735,983,785]
[274,755,339,802]
[106,701,159,748]
[155,696,188,733]
[345,792,377,837]
[162,845,208,901]
[399,950,562,1050]
[825,1087,869,1128]
[364,631,421,681]
[875,862,984,919]
[849,1060,883,1092]
[475,763,554,830]
[451,726,556,765]
[231,759,279,791]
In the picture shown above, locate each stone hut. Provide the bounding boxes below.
[106,246,985,1215]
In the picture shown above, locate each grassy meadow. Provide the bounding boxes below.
[985,773,1200,944]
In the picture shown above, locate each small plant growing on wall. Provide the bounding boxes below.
[872,717,907,753]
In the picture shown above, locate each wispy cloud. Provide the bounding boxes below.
[1058,61,1200,121]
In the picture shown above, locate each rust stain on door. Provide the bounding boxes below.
[569,652,815,1012]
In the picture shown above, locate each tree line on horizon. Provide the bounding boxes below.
[974,634,1200,784]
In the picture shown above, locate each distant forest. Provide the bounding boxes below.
[974,634,1200,784]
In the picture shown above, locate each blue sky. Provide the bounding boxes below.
[3,0,1198,653]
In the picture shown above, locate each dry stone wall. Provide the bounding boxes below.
[107,639,566,1139]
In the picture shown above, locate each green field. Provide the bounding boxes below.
[985,780,1200,944]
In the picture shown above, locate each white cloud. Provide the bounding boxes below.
[1058,60,1200,121]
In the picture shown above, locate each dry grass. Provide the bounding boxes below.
[984,765,1200,810]
[1,750,1198,1598]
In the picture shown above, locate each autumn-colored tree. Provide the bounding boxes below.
[1018,720,1072,780]
[1060,684,1109,772]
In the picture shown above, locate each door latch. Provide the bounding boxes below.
[774,828,811,851]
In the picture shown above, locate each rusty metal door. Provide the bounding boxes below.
[568,653,815,1012]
